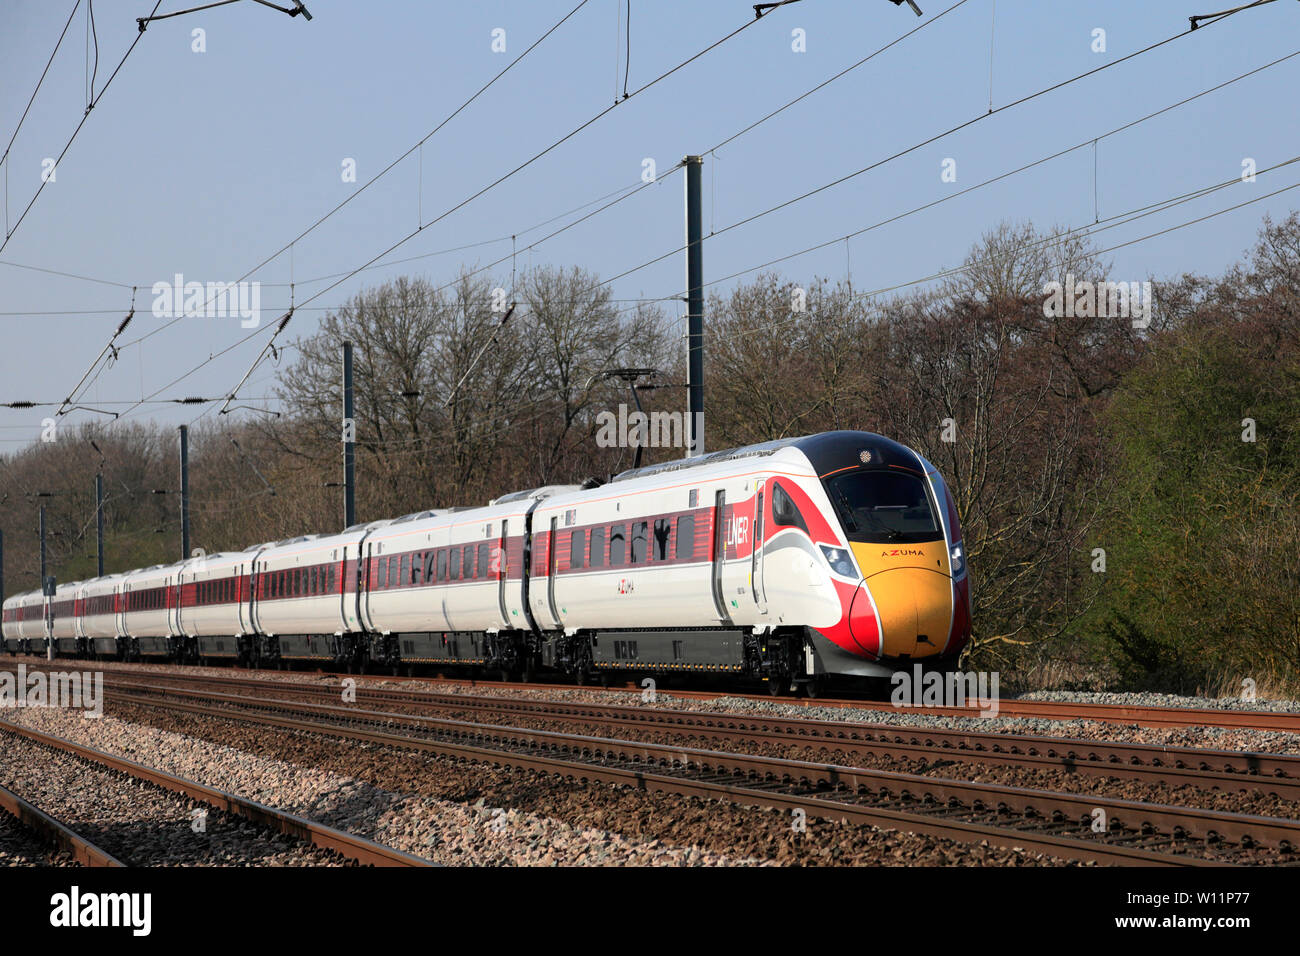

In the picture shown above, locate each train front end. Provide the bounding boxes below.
[802,433,971,677]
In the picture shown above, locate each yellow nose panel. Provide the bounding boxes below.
[850,540,950,578]
[850,542,951,659]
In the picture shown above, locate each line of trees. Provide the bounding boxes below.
[4,213,1299,693]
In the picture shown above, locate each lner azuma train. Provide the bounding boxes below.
[1,431,971,692]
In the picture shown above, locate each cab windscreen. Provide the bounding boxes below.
[825,470,942,544]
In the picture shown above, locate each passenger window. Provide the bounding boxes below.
[569,530,585,570]
[589,528,605,568]
[630,522,648,564]
[424,551,436,583]
[676,515,695,559]
[449,548,461,580]
[653,519,671,561]
[609,525,625,566]
[400,555,410,586]
[477,542,489,578]
[437,549,448,581]
[463,545,475,579]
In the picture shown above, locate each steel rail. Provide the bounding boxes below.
[0,719,435,867]
[0,780,126,866]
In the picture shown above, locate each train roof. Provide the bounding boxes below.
[491,485,582,505]
[609,430,923,483]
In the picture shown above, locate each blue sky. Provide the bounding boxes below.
[2,0,1298,447]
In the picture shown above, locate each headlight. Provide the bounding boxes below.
[950,544,965,577]
[819,545,857,578]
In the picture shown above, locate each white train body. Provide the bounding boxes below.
[1,432,972,686]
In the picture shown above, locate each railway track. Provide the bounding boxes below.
[87,676,1300,866]
[27,664,1300,800]
[6,655,1294,733]
[0,718,434,867]
[443,677,1300,732]
[0,779,125,866]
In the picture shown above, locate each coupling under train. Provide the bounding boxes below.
[1,431,971,691]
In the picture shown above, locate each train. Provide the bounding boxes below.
[1,431,971,693]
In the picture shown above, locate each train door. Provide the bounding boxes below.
[496,520,510,628]
[338,545,350,631]
[238,563,250,634]
[360,541,376,632]
[173,571,186,637]
[752,479,768,614]
[711,490,731,623]
[249,561,262,635]
[545,517,561,628]
[168,574,180,635]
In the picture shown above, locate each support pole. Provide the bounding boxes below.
[343,341,356,530]
[685,155,705,456]
[179,425,190,560]
[38,505,46,586]
[95,473,104,577]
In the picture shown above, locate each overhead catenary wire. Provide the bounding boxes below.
[9,0,1295,448]
[0,0,82,171]
[184,0,598,321]
[0,1,164,255]
[549,15,1299,313]
[117,5,791,426]
[704,11,1243,249]
[672,47,1300,298]
[701,159,1300,340]
[56,296,136,417]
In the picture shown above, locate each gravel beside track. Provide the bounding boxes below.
[0,807,77,866]
[4,706,1076,866]
[0,723,349,866]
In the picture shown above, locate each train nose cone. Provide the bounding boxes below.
[859,567,952,660]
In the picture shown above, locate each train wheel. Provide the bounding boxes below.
[767,678,783,697]
[802,679,822,700]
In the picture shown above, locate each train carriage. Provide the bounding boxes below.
[121,563,183,660]
[177,549,260,664]
[80,573,126,658]
[527,432,971,688]
[48,581,83,657]
[1,589,41,654]
[249,533,352,665]
[15,590,48,654]
[360,500,538,671]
